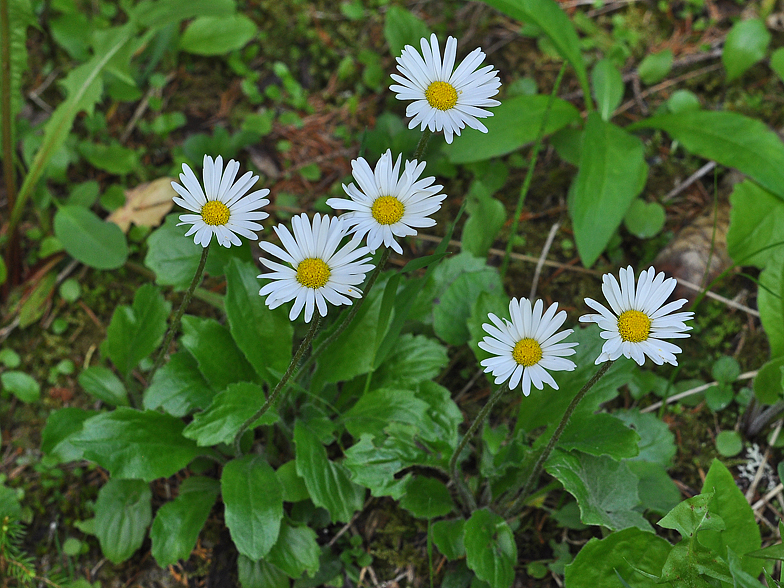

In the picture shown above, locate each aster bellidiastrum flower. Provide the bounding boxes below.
[325,150,445,254]
[478,298,578,397]
[389,33,501,144]
[579,266,694,366]
[258,213,374,323]
[172,155,269,248]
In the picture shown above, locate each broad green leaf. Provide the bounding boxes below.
[94,479,151,564]
[180,315,258,390]
[464,509,517,588]
[480,0,590,106]
[771,47,784,83]
[0,371,40,402]
[592,58,624,121]
[41,407,98,463]
[18,271,56,327]
[225,259,293,383]
[757,253,784,357]
[343,388,430,440]
[667,89,701,113]
[700,459,762,577]
[150,477,219,567]
[727,547,767,588]
[183,382,278,446]
[659,539,732,587]
[716,430,743,457]
[295,422,365,522]
[722,18,771,82]
[12,28,134,231]
[565,527,671,588]
[658,492,721,538]
[559,413,640,459]
[625,461,681,516]
[461,164,509,258]
[103,284,169,377]
[71,408,200,481]
[222,455,283,560]
[383,5,431,57]
[443,94,580,164]
[545,449,651,531]
[79,141,139,175]
[726,180,784,268]
[624,199,665,239]
[372,334,448,387]
[569,113,648,267]
[638,49,673,85]
[145,214,206,289]
[54,205,129,270]
[143,352,214,417]
[614,410,676,467]
[276,461,310,503]
[78,365,128,406]
[344,433,414,499]
[399,476,455,519]
[179,15,257,55]
[237,555,288,588]
[413,380,462,455]
[630,111,784,201]
[131,0,235,29]
[755,356,784,404]
[432,519,465,561]
[266,522,320,579]
[468,290,512,364]
[0,484,21,520]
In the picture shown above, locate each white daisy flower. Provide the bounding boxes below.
[390,33,501,144]
[578,266,694,366]
[478,298,578,397]
[171,154,270,248]
[325,150,445,254]
[258,213,374,323]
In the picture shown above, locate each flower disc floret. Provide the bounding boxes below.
[172,154,270,248]
[478,298,577,397]
[390,33,501,144]
[258,213,374,323]
[579,266,694,366]
[326,150,445,254]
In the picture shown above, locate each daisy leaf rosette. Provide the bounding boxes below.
[478,298,578,397]
[390,33,501,144]
[257,213,374,323]
[326,149,445,254]
[172,154,270,248]
[579,266,694,366]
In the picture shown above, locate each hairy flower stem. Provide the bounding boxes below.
[233,317,322,456]
[413,128,432,161]
[297,248,390,378]
[500,62,567,279]
[504,361,614,518]
[149,244,210,383]
[449,383,510,513]
[1,0,19,289]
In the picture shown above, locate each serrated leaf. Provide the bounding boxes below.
[41,407,98,463]
[464,509,517,588]
[222,455,283,560]
[343,388,430,440]
[180,315,258,390]
[179,14,257,55]
[546,449,651,531]
[143,352,214,417]
[71,408,200,481]
[383,6,431,57]
[150,477,219,567]
[183,382,278,446]
[443,94,580,164]
[614,409,676,467]
[266,522,320,579]
[78,365,128,406]
[225,259,293,383]
[54,205,129,270]
[564,527,671,588]
[722,18,771,82]
[103,284,169,377]
[343,432,419,499]
[294,422,365,523]
[569,113,648,267]
[94,479,151,564]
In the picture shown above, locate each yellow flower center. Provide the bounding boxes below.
[425,81,458,111]
[201,200,230,226]
[617,310,651,343]
[512,338,543,367]
[371,196,405,225]
[296,257,331,289]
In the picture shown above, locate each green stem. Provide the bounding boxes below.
[504,361,613,517]
[297,248,390,379]
[500,62,567,279]
[449,383,509,513]
[233,316,322,456]
[149,244,210,383]
[413,128,433,161]
[1,0,18,287]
